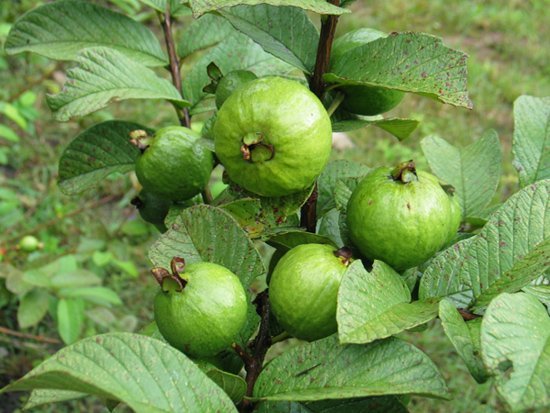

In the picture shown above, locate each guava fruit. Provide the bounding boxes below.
[269,244,352,341]
[215,70,257,109]
[214,77,332,197]
[135,126,213,202]
[154,260,248,358]
[131,190,171,232]
[346,161,460,271]
[331,28,404,116]
[18,235,40,252]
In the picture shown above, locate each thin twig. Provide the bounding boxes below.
[458,308,481,321]
[234,290,271,413]
[160,7,191,127]
[301,1,341,233]
[0,326,61,344]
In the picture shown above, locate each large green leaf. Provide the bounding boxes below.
[420,180,550,310]
[438,299,489,383]
[182,32,296,110]
[188,0,349,17]
[17,289,50,329]
[325,32,472,109]
[25,390,86,410]
[196,361,246,403]
[317,160,370,217]
[1,333,237,412]
[253,335,449,401]
[219,5,319,73]
[337,261,439,344]
[5,0,166,66]
[58,121,149,195]
[47,47,188,121]
[421,130,501,219]
[513,95,550,187]
[332,114,420,140]
[481,293,550,412]
[178,14,235,58]
[57,298,85,345]
[149,204,265,288]
[256,397,409,412]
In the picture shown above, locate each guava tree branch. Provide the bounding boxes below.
[302,1,341,233]
[160,7,191,128]
[233,290,271,412]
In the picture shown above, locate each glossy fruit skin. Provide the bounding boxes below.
[135,126,213,202]
[269,244,349,341]
[215,70,257,109]
[154,262,247,358]
[347,167,460,271]
[331,28,404,116]
[214,77,332,197]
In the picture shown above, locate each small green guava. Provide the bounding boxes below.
[269,244,352,341]
[135,126,213,202]
[346,161,460,271]
[331,28,404,116]
[215,70,257,109]
[18,235,40,252]
[214,77,332,197]
[154,261,248,358]
[131,190,171,232]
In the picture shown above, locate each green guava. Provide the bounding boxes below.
[346,162,460,271]
[269,244,351,341]
[131,190,171,232]
[135,126,213,202]
[446,191,462,243]
[18,235,40,252]
[215,70,257,109]
[331,28,404,116]
[154,262,247,358]
[214,77,332,197]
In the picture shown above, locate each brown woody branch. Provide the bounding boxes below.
[160,7,191,128]
[0,326,61,344]
[301,1,341,233]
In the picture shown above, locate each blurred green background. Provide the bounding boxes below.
[1,0,549,412]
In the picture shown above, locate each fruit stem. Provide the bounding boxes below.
[129,130,151,152]
[159,6,191,128]
[326,91,345,117]
[150,256,188,292]
[334,246,354,266]
[391,160,418,183]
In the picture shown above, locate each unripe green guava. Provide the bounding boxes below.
[154,262,248,358]
[215,70,257,109]
[346,163,460,271]
[269,244,351,341]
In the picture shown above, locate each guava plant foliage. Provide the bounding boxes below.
[3,1,549,412]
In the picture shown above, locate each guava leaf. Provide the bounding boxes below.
[332,115,419,141]
[420,180,550,310]
[438,299,489,383]
[5,0,166,66]
[47,47,189,121]
[421,130,502,219]
[138,0,191,16]
[149,204,265,288]
[182,32,296,110]
[188,0,349,17]
[218,5,319,73]
[512,95,550,187]
[337,261,439,344]
[195,362,246,403]
[317,160,370,216]
[25,390,86,410]
[317,209,344,248]
[1,333,237,412]
[324,32,472,109]
[256,397,408,412]
[58,121,149,195]
[17,289,50,329]
[481,293,550,412]
[333,176,364,211]
[253,335,449,401]
[57,298,85,345]
[178,14,236,58]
